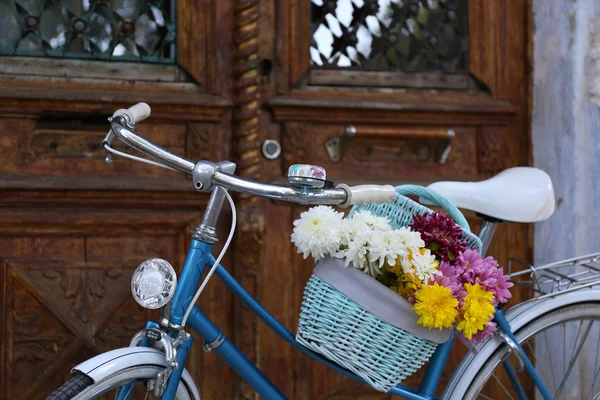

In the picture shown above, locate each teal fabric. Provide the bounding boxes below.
[296,184,482,392]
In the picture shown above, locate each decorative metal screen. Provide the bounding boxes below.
[0,0,175,63]
[310,0,468,72]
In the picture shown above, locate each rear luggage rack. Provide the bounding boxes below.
[509,252,600,299]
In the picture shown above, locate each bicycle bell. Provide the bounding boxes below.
[287,164,327,191]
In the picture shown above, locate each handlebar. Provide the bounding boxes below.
[212,171,348,205]
[110,119,195,174]
[105,103,397,207]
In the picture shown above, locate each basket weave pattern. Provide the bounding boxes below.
[295,187,483,392]
[297,275,438,391]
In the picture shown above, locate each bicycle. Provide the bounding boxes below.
[45,103,600,400]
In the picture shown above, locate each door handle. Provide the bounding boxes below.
[325,125,455,164]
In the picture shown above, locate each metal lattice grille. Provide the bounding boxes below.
[310,0,468,72]
[0,0,175,63]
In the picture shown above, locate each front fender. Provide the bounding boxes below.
[73,347,200,400]
[443,290,600,399]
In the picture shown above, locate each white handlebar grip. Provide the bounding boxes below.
[349,185,397,205]
[125,102,151,123]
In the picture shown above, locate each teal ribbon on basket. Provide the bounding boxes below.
[296,185,482,392]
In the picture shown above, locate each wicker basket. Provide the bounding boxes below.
[296,185,483,392]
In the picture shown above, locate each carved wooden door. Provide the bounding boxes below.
[0,0,533,399]
[241,0,534,399]
[0,0,236,398]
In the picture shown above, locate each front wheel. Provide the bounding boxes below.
[46,366,194,400]
[465,302,600,399]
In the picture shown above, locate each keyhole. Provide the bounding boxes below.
[259,59,273,83]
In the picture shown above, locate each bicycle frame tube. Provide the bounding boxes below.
[169,239,211,326]
[157,238,550,400]
[494,310,552,400]
[158,239,452,399]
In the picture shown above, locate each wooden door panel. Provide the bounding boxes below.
[0,118,227,187]
[0,206,237,399]
[2,258,156,399]
[283,123,479,182]
[7,275,78,399]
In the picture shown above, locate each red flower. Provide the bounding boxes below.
[409,211,467,262]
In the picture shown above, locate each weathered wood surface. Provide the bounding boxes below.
[532,0,600,397]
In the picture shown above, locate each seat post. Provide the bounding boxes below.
[478,220,497,256]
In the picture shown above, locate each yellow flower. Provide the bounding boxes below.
[395,271,422,298]
[457,283,495,339]
[413,283,459,330]
[456,312,486,340]
[463,283,495,315]
[387,260,403,278]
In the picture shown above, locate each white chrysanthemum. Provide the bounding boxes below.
[400,246,420,274]
[396,227,425,248]
[336,232,369,270]
[400,255,412,274]
[410,248,441,284]
[368,230,409,269]
[348,210,392,234]
[291,206,344,260]
[339,211,390,248]
[365,260,381,277]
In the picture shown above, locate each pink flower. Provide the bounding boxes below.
[434,271,466,305]
[456,249,484,272]
[438,260,458,278]
[409,211,467,262]
[490,269,514,304]
[457,250,513,306]
[463,260,496,286]
[469,321,497,343]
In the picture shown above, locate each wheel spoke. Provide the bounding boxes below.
[562,322,567,400]
[526,339,553,385]
[465,304,600,400]
[526,341,536,362]
[585,336,600,400]
[586,364,600,400]
[492,372,516,400]
[543,329,558,393]
[554,320,593,399]
[116,384,134,400]
[477,393,495,400]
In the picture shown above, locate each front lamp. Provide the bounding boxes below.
[131,258,177,309]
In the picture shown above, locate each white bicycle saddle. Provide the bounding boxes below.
[423,167,555,223]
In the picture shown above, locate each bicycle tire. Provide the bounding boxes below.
[45,366,194,400]
[464,302,600,399]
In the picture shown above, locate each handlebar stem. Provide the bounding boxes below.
[192,161,237,244]
[192,160,221,192]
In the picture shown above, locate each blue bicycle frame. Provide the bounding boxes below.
[122,237,551,400]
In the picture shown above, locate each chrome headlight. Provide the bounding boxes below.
[131,258,177,309]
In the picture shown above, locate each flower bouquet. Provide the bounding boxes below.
[292,186,513,392]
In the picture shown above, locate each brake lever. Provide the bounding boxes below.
[103,115,131,164]
[103,130,116,164]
